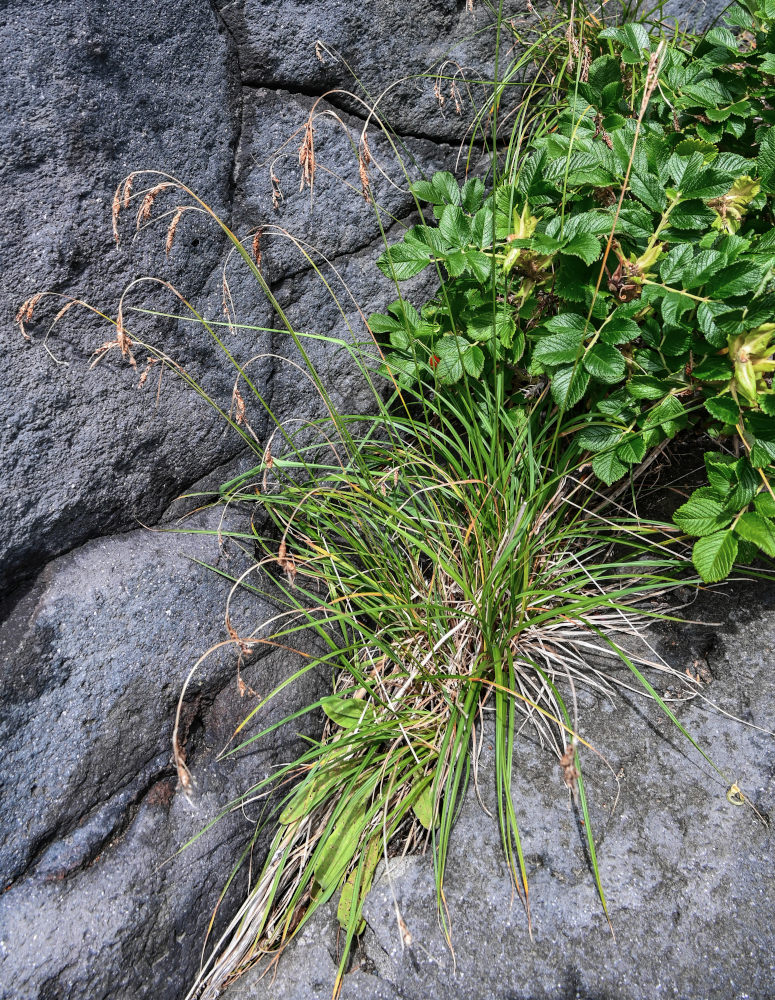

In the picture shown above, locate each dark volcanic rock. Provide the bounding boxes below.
[0,0,258,594]
[225,582,775,1000]
[0,489,327,1000]
[215,0,498,144]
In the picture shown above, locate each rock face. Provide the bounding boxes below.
[2,2,768,1000]
[0,1,500,998]
[224,581,775,1000]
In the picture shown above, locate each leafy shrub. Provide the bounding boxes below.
[373,0,775,581]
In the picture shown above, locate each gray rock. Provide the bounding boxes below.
[0,482,328,1000]
[216,0,499,144]
[224,581,775,1000]
[0,0,253,594]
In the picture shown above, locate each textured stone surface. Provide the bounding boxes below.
[0,0,251,593]
[0,480,327,1000]
[226,581,775,1000]
[216,0,497,143]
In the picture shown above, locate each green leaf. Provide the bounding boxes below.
[692,530,738,582]
[543,313,589,335]
[710,263,762,298]
[704,452,737,492]
[377,243,432,280]
[584,343,626,383]
[643,395,687,436]
[576,424,623,452]
[434,335,468,384]
[462,344,485,377]
[337,836,380,934]
[735,512,775,556]
[755,491,775,518]
[627,376,671,399]
[467,311,516,346]
[551,364,591,408]
[592,449,628,485]
[561,233,602,265]
[412,785,435,829]
[704,394,739,423]
[464,249,493,283]
[600,314,640,345]
[673,495,730,536]
[660,244,694,285]
[693,356,732,381]
[314,804,367,892]
[759,128,775,189]
[616,434,647,464]
[438,204,471,248]
[533,332,584,366]
[429,171,462,206]
[322,696,376,729]
[461,177,485,213]
[630,172,667,213]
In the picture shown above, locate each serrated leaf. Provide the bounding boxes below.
[754,491,775,517]
[674,495,730,536]
[551,364,591,408]
[759,128,775,188]
[592,449,628,485]
[438,204,471,249]
[462,344,485,377]
[377,243,432,281]
[434,336,467,384]
[544,313,589,334]
[432,171,461,205]
[465,249,494,283]
[704,394,739,423]
[576,424,623,452]
[630,172,666,212]
[710,263,762,298]
[600,313,640,345]
[692,530,738,582]
[643,394,687,436]
[627,376,670,399]
[467,311,516,345]
[693,356,732,381]
[616,434,647,464]
[660,244,694,285]
[533,332,584,366]
[584,343,626,383]
[704,452,737,492]
[735,512,775,556]
[561,233,602,265]
[461,177,485,213]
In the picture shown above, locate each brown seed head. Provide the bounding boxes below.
[433,77,445,109]
[137,356,159,389]
[271,169,283,210]
[359,153,371,201]
[122,174,134,209]
[165,208,184,257]
[116,309,136,367]
[252,227,263,269]
[15,292,44,339]
[112,187,122,245]
[451,78,463,115]
[232,384,247,425]
[136,183,169,228]
[298,118,316,192]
